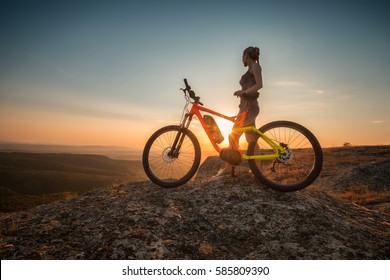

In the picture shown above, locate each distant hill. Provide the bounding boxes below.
[0,142,142,160]
[0,152,146,212]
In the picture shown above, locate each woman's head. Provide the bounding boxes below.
[242,46,260,66]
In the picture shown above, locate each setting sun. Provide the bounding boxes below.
[214,117,251,149]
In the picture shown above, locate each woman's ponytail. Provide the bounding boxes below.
[244,46,260,63]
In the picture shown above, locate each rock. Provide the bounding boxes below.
[320,160,390,193]
[317,159,390,212]
[1,150,390,259]
[196,156,251,181]
[1,170,389,259]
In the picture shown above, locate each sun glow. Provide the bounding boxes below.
[198,115,249,150]
[215,118,234,146]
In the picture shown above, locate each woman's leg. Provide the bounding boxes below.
[214,101,259,178]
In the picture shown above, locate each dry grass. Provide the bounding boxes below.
[0,191,78,212]
[1,218,20,236]
[315,146,390,212]
[320,146,390,177]
[328,186,390,206]
[199,242,214,256]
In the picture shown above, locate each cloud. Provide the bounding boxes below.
[277,80,306,88]
[274,80,329,96]
[372,120,385,124]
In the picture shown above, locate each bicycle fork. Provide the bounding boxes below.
[168,113,193,158]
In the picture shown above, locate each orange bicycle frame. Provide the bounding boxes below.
[183,102,247,153]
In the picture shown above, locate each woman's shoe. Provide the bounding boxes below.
[211,166,237,180]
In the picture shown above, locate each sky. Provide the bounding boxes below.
[0,0,389,151]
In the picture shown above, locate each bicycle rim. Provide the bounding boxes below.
[143,126,201,187]
[248,121,323,192]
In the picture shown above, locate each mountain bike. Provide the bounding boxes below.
[143,79,323,192]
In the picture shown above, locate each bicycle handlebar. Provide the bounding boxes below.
[184,78,191,90]
[182,79,203,106]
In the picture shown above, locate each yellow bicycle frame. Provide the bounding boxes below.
[233,126,287,160]
[188,102,287,161]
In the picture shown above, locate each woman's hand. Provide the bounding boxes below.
[234,90,244,97]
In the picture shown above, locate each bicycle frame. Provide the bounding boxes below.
[180,102,287,161]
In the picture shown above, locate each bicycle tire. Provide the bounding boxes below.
[247,121,323,192]
[142,125,201,188]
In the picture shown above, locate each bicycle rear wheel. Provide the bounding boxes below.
[142,125,201,188]
[247,121,323,192]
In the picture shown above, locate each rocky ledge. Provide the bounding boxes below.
[1,157,389,259]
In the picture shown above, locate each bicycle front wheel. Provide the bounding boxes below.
[142,125,201,188]
[247,121,323,192]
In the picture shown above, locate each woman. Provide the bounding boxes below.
[216,46,263,177]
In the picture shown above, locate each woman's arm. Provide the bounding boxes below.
[247,63,263,93]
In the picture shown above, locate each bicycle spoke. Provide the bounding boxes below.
[147,129,197,182]
[248,121,322,191]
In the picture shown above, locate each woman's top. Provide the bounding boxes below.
[240,68,256,91]
[238,65,261,113]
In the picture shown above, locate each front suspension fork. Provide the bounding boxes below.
[168,113,193,158]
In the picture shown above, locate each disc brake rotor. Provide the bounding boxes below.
[277,144,294,163]
[162,147,176,163]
